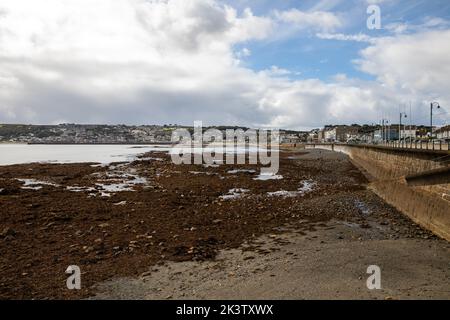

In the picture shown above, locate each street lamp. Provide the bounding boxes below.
[430,102,440,141]
[381,119,389,144]
[399,112,407,147]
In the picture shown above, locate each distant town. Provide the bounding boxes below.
[0,123,449,144]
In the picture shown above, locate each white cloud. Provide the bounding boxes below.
[352,29,450,125]
[365,0,389,4]
[275,8,342,32]
[356,30,450,96]
[385,17,449,35]
[260,66,291,77]
[309,0,343,12]
[384,22,409,34]
[235,47,251,59]
[0,0,272,124]
[0,0,448,129]
[316,32,376,43]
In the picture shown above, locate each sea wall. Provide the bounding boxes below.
[312,144,450,241]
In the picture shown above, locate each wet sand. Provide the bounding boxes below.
[93,223,450,300]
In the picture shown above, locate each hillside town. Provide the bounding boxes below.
[0,123,449,145]
[0,124,176,144]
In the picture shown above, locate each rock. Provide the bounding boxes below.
[0,227,16,238]
[83,246,94,253]
[129,240,139,248]
[98,223,110,228]
[141,271,152,277]
[213,219,223,224]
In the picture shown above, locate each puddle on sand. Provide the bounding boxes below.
[227,169,256,174]
[267,190,298,197]
[220,188,250,200]
[89,166,148,197]
[66,186,96,192]
[17,178,59,190]
[254,174,283,181]
[267,180,316,198]
[189,171,217,176]
[354,200,371,215]
[94,175,147,197]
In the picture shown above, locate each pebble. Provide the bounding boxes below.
[0,227,16,238]
[83,246,94,253]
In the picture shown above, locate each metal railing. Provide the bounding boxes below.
[306,140,450,152]
[376,140,450,151]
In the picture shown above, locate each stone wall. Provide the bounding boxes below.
[312,144,450,241]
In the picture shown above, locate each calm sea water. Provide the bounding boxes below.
[0,144,170,166]
[0,144,272,166]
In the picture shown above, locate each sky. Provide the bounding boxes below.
[0,0,449,130]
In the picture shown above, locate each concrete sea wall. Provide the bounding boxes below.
[312,144,450,241]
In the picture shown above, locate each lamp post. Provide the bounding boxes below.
[399,113,407,147]
[430,102,440,143]
[381,118,389,144]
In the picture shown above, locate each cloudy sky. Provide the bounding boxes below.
[0,0,449,129]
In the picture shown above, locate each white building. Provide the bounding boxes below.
[436,125,450,141]
[399,129,417,140]
[324,128,336,141]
